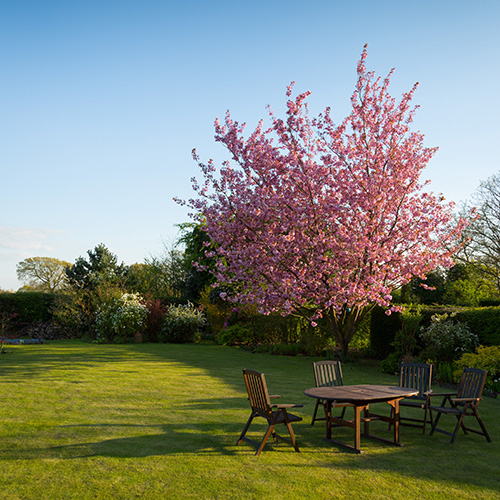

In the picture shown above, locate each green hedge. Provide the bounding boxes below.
[0,292,57,324]
[370,305,500,359]
[457,307,500,346]
[369,307,403,359]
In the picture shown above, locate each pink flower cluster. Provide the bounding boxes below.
[181,47,469,324]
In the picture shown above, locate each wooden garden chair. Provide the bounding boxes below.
[311,360,353,426]
[237,369,303,456]
[390,362,433,433]
[429,367,491,443]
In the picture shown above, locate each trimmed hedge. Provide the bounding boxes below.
[0,292,57,324]
[370,305,500,359]
[458,307,500,346]
[369,306,403,359]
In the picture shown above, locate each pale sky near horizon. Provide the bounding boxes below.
[1,0,499,291]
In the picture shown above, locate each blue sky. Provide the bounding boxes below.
[1,0,499,290]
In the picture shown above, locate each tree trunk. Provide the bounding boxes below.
[327,305,372,358]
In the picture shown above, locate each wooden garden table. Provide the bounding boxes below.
[304,384,419,454]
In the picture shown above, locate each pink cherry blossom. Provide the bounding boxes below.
[180,46,471,356]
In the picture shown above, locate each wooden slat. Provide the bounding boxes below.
[457,367,487,403]
[313,360,343,388]
[244,369,271,415]
[399,362,432,398]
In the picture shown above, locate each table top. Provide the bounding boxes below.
[304,384,419,405]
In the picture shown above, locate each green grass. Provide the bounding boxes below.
[0,341,499,499]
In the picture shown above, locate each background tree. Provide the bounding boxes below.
[65,243,128,292]
[400,263,498,306]
[183,46,469,356]
[16,257,71,292]
[127,242,186,300]
[64,243,128,336]
[177,222,215,302]
[401,270,446,305]
[442,262,499,306]
[457,173,500,294]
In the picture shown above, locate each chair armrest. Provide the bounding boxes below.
[451,397,481,403]
[423,390,433,396]
[273,404,303,409]
[428,392,456,397]
[269,395,281,399]
[428,391,455,407]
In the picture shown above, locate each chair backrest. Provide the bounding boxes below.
[457,367,487,402]
[313,360,344,388]
[242,369,272,417]
[399,362,432,398]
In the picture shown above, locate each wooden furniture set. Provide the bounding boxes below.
[237,361,491,455]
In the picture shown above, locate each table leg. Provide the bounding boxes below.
[325,400,332,440]
[354,405,362,452]
[323,401,364,454]
[363,405,370,437]
[392,399,400,444]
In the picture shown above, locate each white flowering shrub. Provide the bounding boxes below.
[160,302,206,343]
[419,313,479,364]
[95,292,148,342]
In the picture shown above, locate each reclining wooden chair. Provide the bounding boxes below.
[311,360,352,426]
[237,369,303,455]
[429,367,491,443]
[391,362,433,433]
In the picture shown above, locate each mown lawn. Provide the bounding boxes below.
[0,340,499,499]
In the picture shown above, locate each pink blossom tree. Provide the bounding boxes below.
[181,46,469,356]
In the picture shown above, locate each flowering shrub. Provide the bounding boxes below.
[95,293,148,343]
[419,313,479,364]
[160,302,206,343]
[143,297,167,342]
[455,345,500,393]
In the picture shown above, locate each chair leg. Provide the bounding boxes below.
[450,411,468,443]
[283,412,300,453]
[239,409,301,455]
[311,399,321,426]
[423,405,429,434]
[429,411,442,436]
[237,413,256,445]
[470,405,492,443]
[272,429,279,443]
[431,403,491,444]
[255,423,276,456]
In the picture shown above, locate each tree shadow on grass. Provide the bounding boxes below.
[0,344,158,382]
[13,424,500,494]
[1,422,243,460]
[2,417,499,494]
